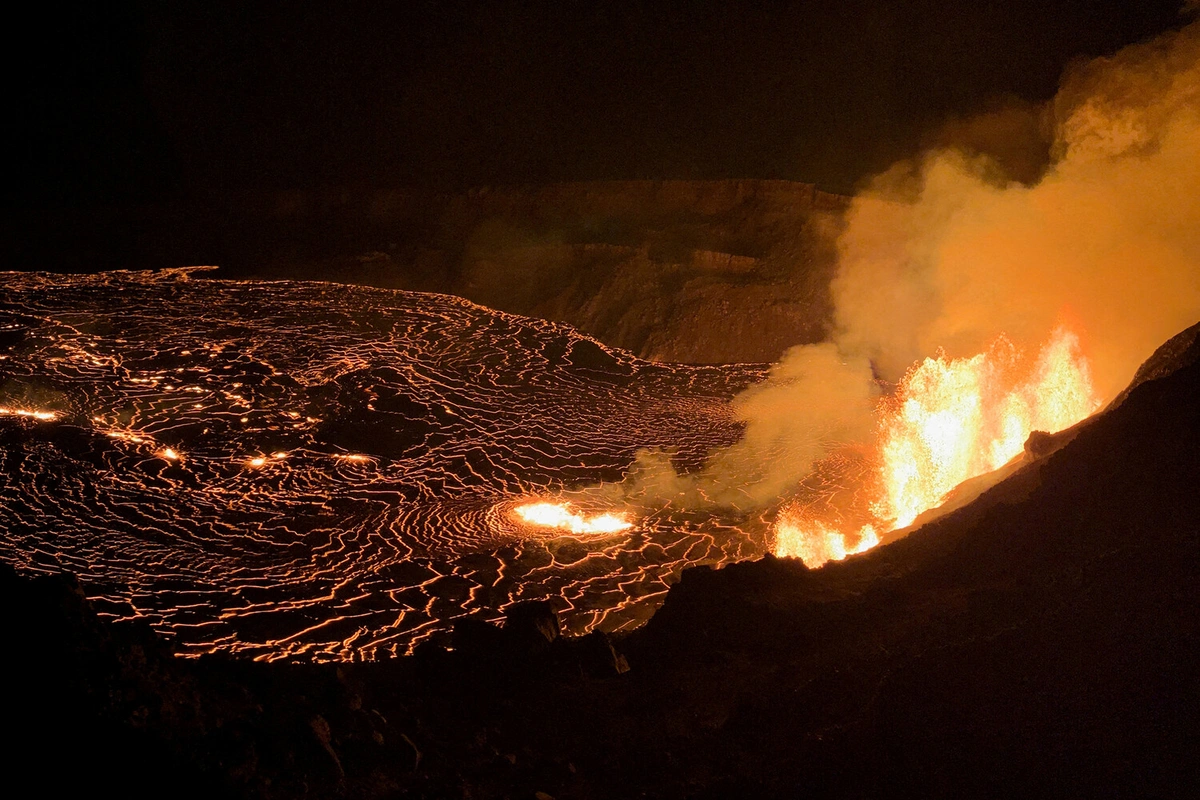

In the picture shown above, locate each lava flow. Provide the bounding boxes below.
[775,326,1102,566]
[0,270,1116,658]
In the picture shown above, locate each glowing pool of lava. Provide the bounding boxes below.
[0,270,1111,658]
[512,501,635,535]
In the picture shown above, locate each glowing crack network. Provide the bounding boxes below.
[0,269,768,661]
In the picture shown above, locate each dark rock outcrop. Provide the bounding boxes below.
[504,600,561,653]
[4,566,409,798]
[1108,319,1200,409]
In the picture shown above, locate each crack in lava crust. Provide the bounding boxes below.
[0,270,768,661]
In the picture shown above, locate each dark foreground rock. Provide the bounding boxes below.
[5,321,1200,799]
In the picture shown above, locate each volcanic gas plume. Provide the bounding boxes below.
[602,20,1200,566]
[774,21,1200,563]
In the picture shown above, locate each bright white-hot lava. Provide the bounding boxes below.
[775,517,879,567]
[774,326,1101,567]
[876,326,1100,529]
[0,407,58,421]
[513,501,635,535]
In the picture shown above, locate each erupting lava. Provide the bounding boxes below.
[775,517,879,567]
[776,326,1101,567]
[513,501,635,535]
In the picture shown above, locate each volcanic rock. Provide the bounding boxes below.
[1108,319,1200,409]
[575,631,630,679]
[451,616,507,662]
[0,323,27,349]
[504,600,561,652]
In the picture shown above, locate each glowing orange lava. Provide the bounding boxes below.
[106,429,149,444]
[0,407,57,421]
[513,501,634,535]
[774,516,879,566]
[775,326,1101,567]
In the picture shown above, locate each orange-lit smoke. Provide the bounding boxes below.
[758,24,1200,565]
[603,23,1198,566]
[834,22,1200,402]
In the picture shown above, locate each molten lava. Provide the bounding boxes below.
[776,326,1101,567]
[0,407,57,421]
[875,327,1100,528]
[513,501,634,535]
[775,516,879,566]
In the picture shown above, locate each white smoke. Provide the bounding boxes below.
[611,19,1200,512]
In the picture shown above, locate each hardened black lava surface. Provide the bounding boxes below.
[0,269,769,660]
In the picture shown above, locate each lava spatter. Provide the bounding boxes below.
[771,327,1101,567]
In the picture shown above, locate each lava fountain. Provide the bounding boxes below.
[775,325,1101,566]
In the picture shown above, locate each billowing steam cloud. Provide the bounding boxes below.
[616,344,878,509]
[837,19,1200,401]
[614,18,1200,511]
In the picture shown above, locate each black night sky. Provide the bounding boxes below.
[6,0,1193,206]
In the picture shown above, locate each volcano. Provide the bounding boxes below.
[7,4,1200,796]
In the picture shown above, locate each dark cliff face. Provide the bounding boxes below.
[8,320,1200,799]
[2,180,848,365]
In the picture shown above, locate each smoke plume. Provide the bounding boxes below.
[615,18,1200,512]
[835,20,1200,402]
